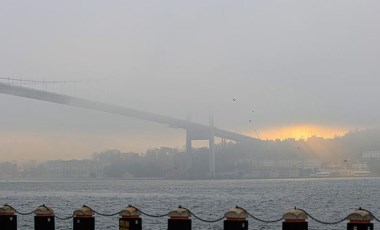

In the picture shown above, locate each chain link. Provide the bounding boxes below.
[92,209,121,217]
[239,207,283,223]
[247,212,283,223]
[187,210,225,223]
[14,209,35,216]
[55,214,74,220]
[298,208,348,225]
[133,207,168,218]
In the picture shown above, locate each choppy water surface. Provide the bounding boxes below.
[0,178,379,230]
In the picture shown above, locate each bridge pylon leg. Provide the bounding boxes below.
[209,137,215,176]
[208,112,215,176]
[186,129,192,172]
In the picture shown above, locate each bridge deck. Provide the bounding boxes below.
[0,82,258,143]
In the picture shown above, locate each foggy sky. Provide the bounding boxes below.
[1,0,379,161]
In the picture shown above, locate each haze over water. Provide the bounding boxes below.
[1,0,380,161]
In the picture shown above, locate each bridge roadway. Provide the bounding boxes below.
[0,82,258,142]
[0,82,259,174]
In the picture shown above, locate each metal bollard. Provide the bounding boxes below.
[347,208,373,230]
[34,204,55,230]
[223,207,248,230]
[119,205,142,230]
[0,204,17,230]
[168,206,191,230]
[282,208,308,230]
[73,205,95,230]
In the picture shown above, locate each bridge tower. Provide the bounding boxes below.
[185,113,216,177]
[185,128,192,172]
[185,113,193,172]
[209,113,215,176]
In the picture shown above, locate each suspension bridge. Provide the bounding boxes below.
[0,78,259,175]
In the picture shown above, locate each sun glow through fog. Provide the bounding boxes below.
[256,124,349,140]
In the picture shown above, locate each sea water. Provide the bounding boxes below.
[0,178,379,230]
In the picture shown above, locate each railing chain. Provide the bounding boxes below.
[55,214,74,220]
[14,209,35,216]
[132,206,168,218]
[298,208,348,225]
[186,209,225,223]
[239,207,283,223]
[4,204,380,224]
[92,209,121,217]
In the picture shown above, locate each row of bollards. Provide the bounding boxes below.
[0,204,374,230]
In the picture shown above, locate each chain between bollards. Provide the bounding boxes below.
[133,205,225,223]
[238,206,283,223]
[297,208,348,225]
[92,209,121,217]
[130,205,169,218]
[185,208,225,223]
[9,204,35,216]
[3,204,380,224]
[55,214,74,220]
[14,209,35,215]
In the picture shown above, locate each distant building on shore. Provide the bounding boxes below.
[362,151,380,176]
[244,159,322,179]
[0,162,18,178]
[44,160,104,178]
